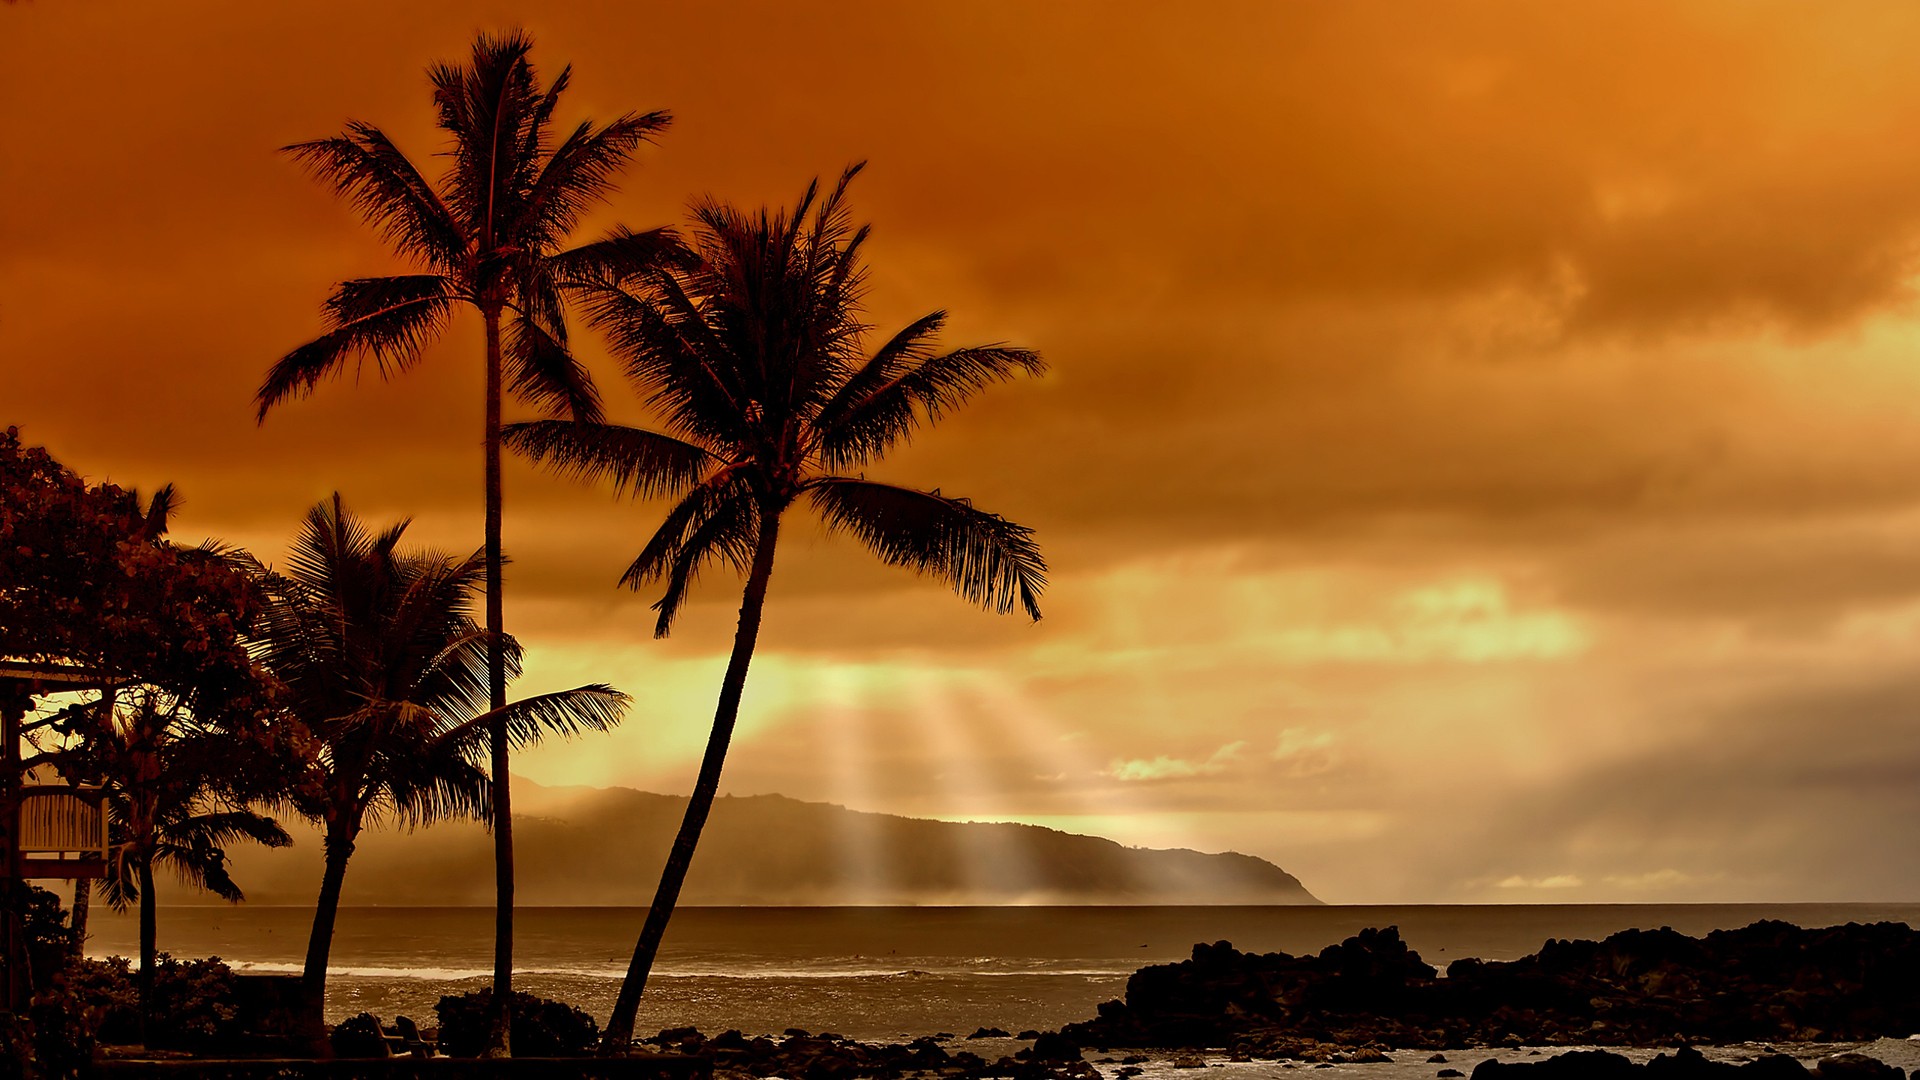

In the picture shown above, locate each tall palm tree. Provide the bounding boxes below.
[504,166,1048,1051]
[246,496,629,1038]
[255,30,670,1050]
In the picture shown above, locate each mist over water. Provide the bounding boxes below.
[88,904,1920,1038]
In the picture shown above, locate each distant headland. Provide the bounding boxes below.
[218,780,1321,907]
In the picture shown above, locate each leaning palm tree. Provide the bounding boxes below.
[255,30,670,1050]
[246,496,628,1039]
[504,165,1048,1051]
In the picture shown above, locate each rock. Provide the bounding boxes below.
[784,1028,811,1038]
[1174,1056,1208,1069]
[970,1027,1012,1039]
[1122,1055,1149,1065]
[1471,1050,1639,1080]
[1815,1055,1903,1080]
[1019,1029,1044,1040]
[1023,1033,1083,1062]
[1441,1071,1465,1078]
[1434,1056,1451,1064]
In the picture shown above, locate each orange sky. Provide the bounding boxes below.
[11,1,1920,902]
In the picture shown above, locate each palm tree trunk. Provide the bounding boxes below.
[483,304,515,1058]
[301,824,356,1043]
[137,853,157,1044]
[69,877,90,962]
[601,511,783,1053]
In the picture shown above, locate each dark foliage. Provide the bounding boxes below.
[329,1012,391,1058]
[0,427,259,703]
[61,954,242,1052]
[434,989,600,1057]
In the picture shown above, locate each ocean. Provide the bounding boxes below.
[83,903,1920,1041]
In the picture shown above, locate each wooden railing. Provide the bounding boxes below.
[14,785,109,877]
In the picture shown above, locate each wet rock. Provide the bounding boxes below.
[1471,1050,1639,1080]
[971,1027,1013,1039]
[1815,1055,1903,1080]
[1063,922,1920,1051]
[1021,1033,1083,1062]
[1433,1056,1451,1064]
[1019,1029,1044,1040]
[1441,1071,1465,1077]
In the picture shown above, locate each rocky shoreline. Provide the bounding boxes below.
[631,921,1920,1080]
[1063,922,1920,1051]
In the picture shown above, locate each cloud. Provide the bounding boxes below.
[1495,874,1585,891]
[1105,741,1248,783]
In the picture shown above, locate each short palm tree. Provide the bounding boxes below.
[89,689,291,1030]
[255,30,670,1047]
[504,165,1048,1050]
[246,496,629,1036]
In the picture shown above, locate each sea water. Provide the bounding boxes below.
[82,904,1920,1039]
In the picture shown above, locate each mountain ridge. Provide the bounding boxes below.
[216,781,1320,907]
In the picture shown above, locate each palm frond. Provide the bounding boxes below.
[439,684,629,757]
[504,305,603,422]
[257,276,453,420]
[817,342,1045,468]
[616,469,756,591]
[550,226,687,286]
[647,495,761,637]
[575,270,752,446]
[503,420,715,500]
[806,478,1045,620]
[430,29,543,243]
[282,124,466,269]
[516,111,671,245]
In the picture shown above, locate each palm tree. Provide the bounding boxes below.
[504,166,1048,1051]
[255,30,670,1050]
[246,496,628,1038]
[88,689,292,1032]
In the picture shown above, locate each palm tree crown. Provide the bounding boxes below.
[256,29,671,422]
[506,163,1047,633]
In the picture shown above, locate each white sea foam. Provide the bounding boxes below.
[230,961,1128,982]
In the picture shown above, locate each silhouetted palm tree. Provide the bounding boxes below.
[247,496,628,1037]
[505,165,1048,1050]
[89,689,291,1031]
[255,30,669,1049]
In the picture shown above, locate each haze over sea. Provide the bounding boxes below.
[88,904,1920,1038]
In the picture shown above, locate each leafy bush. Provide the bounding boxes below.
[435,989,600,1057]
[20,885,74,988]
[59,954,241,1051]
[330,1012,390,1058]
